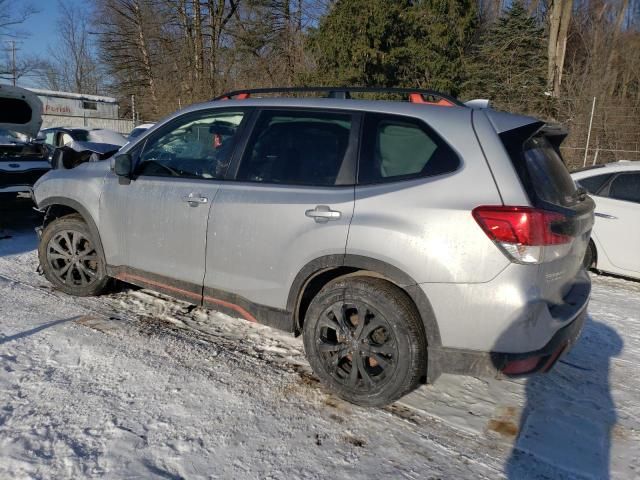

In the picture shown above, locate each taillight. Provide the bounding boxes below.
[472,206,573,264]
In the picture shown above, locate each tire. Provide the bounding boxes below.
[38,214,109,296]
[303,276,427,407]
[583,241,596,270]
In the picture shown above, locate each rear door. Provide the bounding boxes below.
[99,108,248,294]
[203,108,358,311]
[591,172,640,274]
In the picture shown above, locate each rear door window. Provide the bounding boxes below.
[523,136,577,207]
[576,173,613,195]
[237,110,354,186]
[358,113,459,184]
[608,173,640,203]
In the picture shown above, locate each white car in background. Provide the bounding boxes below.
[40,127,128,148]
[128,123,155,140]
[572,161,640,280]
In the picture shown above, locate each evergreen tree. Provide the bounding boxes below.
[463,1,547,114]
[404,0,477,95]
[309,0,414,87]
[309,0,477,94]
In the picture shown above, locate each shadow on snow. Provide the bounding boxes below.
[505,317,622,479]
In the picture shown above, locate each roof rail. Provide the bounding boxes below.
[213,86,465,107]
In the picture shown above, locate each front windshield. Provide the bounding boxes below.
[0,129,25,144]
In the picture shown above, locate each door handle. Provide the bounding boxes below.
[595,212,617,220]
[305,205,341,223]
[182,193,209,206]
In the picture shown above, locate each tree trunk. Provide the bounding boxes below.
[547,0,573,97]
[194,0,205,86]
[606,0,629,95]
[133,1,159,114]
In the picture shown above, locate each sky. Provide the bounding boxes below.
[8,0,85,86]
[16,1,67,58]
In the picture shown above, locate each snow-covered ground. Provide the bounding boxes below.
[1,199,639,479]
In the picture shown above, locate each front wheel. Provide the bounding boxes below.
[38,214,109,296]
[303,277,426,407]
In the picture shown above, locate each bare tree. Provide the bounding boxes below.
[0,0,38,38]
[37,0,101,93]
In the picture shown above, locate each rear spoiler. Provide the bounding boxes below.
[539,123,568,156]
[464,99,491,109]
[483,109,568,158]
[498,121,568,162]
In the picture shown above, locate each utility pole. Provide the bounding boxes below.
[11,40,16,86]
[582,97,597,167]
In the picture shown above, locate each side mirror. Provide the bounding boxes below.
[114,153,133,184]
[35,132,47,143]
[114,153,132,177]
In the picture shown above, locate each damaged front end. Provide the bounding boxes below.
[51,142,122,170]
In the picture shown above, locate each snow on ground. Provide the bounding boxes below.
[1,198,639,479]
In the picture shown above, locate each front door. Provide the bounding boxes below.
[100,108,248,295]
[203,108,359,311]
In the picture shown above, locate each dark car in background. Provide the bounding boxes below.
[0,85,51,199]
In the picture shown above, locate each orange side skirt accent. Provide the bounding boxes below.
[116,272,257,323]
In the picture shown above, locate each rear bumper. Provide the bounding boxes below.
[426,278,589,382]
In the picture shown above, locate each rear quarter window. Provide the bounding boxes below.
[358,113,459,184]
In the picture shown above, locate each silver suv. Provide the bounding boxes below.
[33,87,594,407]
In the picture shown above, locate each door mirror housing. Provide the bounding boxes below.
[114,153,133,184]
[114,153,132,177]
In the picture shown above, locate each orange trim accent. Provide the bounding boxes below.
[203,295,257,323]
[116,272,257,323]
[408,93,454,107]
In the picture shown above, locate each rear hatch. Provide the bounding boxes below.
[0,86,49,189]
[0,84,43,138]
[497,119,595,304]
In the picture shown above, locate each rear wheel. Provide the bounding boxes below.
[583,241,596,270]
[303,277,426,407]
[39,215,109,296]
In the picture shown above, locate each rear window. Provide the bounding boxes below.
[70,130,90,142]
[523,136,577,207]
